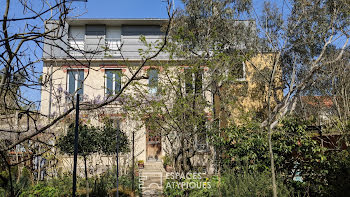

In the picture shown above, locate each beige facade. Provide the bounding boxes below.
[41,61,160,165]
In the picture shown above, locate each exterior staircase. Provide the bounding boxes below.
[139,161,166,196]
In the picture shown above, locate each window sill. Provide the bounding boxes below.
[196,147,210,154]
[235,78,247,82]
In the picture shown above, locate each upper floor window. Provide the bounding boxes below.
[105,69,122,95]
[148,69,158,95]
[106,26,121,56]
[85,25,106,54]
[68,26,85,56]
[68,70,84,96]
[68,25,121,57]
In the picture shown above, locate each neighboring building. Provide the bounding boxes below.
[297,96,336,125]
[214,53,283,127]
[40,18,281,176]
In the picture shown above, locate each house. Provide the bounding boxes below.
[40,18,281,177]
[298,96,337,125]
[41,18,171,176]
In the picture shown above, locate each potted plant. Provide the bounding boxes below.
[162,155,173,172]
[138,160,144,169]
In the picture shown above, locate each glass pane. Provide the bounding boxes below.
[68,71,76,94]
[114,70,122,93]
[106,70,122,95]
[194,70,203,94]
[77,70,84,95]
[185,69,193,94]
[148,69,158,94]
[106,70,113,95]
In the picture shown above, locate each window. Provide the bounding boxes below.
[105,118,121,129]
[86,25,106,36]
[85,25,106,54]
[184,68,203,94]
[148,69,158,95]
[67,70,84,96]
[68,26,84,56]
[196,119,208,151]
[185,69,193,94]
[230,62,246,81]
[105,69,122,95]
[105,26,121,56]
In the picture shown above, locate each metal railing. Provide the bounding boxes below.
[68,38,84,56]
[67,37,121,58]
[105,38,121,56]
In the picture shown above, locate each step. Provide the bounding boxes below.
[140,162,166,196]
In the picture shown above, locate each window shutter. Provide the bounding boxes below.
[86,25,106,36]
[85,25,106,54]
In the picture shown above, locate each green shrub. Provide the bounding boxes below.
[163,169,292,197]
[20,183,60,197]
[20,175,71,197]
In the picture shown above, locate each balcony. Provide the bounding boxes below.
[68,37,121,58]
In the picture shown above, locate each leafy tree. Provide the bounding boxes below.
[124,0,255,174]
[57,123,99,197]
[213,116,350,196]
[56,122,130,196]
[100,121,130,155]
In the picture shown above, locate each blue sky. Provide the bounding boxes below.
[69,0,183,19]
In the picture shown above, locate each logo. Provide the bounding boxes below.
[139,171,163,190]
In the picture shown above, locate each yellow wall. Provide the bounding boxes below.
[215,53,283,126]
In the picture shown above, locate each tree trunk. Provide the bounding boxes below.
[131,130,135,193]
[84,156,89,197]
[0,152,14,197]
[267,55,278,197]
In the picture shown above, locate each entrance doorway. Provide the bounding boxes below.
[146,125,161,161]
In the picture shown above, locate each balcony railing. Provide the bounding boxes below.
[68,38,84,56]
[105,38,121,57]
[68,37,121,58]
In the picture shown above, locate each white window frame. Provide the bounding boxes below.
[183,67,205,96]
[104,68,122,95]
[148,68,159,96]
[194,121,209,152]
[236,61,246,81]
[67,69,84,93]
[224,61,247,82]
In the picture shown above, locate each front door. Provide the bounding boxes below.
[146,128,161,161]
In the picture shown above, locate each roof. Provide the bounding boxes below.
[65,18,168,26]
[301,96,334,108]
